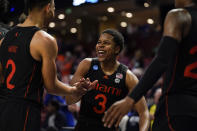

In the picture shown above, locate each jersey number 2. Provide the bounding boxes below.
[93,94,107,114]
[6,59,16,89]
[184,46,197,79]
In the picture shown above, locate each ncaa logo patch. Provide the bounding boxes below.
[115,78,120,84]
[93,65,98,70]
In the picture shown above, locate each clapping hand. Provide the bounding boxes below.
[73,78,98,97]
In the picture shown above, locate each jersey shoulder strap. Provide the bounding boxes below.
[119,63,128,74]
[85,58,99,77]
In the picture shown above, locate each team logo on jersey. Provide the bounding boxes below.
[103,75,109,79]
[116,73,123,79]
[93,65,98,70]
[115,78,120,84]
[8,45,18,53]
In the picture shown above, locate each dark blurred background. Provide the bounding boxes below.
[4,0,175,87]
[5,0,174,58]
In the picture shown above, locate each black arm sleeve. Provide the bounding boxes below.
[129,36,178,102]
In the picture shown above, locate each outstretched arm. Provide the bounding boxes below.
[129,8,191,102]
[31,31,96,97]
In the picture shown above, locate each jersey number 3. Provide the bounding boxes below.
[184,46,197,79]
[6,59,16,89]
[93,94,107,114]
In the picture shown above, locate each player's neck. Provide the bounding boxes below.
[20,12,45,28]
[100,59,119,74]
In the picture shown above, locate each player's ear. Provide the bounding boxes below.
[44,3,51,14]
[115,46,121,55]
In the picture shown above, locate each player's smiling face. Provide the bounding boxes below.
[96,33,117,62]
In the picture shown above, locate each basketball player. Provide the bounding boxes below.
[66,29,149,131]
[0,0,97,130]
[103,0,197,131]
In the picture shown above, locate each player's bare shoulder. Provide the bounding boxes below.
[163,8,192,41]
[81,58,92,65]
[126,69,139,82]
[167,8,191,25]
[78,58,92,71]
[30,30,58,61]
[169,8,188,14]
[33,30,57,47]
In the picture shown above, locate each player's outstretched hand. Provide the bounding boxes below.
[102,96,135,128]
[73,78,98,96]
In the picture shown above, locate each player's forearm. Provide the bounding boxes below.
[65,95,82,105]
[129,57,167,102]
[139,110,150,131]
[46,78,74,96]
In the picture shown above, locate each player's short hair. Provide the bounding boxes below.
[101,29,124,55]
[0,0,9,17]
[24,0,52,15]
